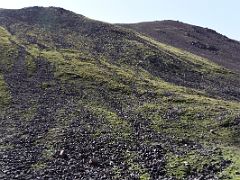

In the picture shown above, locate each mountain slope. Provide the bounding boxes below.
[0,7,239,180]
[1,7,240,101]
[120,20,240,73]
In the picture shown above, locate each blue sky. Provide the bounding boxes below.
[1,0,239,40]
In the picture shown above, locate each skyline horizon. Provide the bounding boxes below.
[0,0,239,41]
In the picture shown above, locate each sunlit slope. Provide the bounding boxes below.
[0,7,240,180]
[0,7,239,101]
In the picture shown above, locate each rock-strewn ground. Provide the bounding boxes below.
[0,7,240,180]
[120,20,240,73]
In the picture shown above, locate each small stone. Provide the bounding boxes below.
[183,161,189,166]
[89,158,99,166]
[109,160,114,166]
[59,150,64,156]
[59,149,68,160]
[210,129,216,134]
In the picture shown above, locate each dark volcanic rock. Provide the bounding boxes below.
[120,20,240,73]
[0,7,239,180]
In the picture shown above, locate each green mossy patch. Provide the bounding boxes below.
[125,150,151,180]
[220,147,240,179]
[83,101,131,138]
[166,149,224,179]
[25,54,37,76]
[0,74,11,109]
[0,26,11,44]
[0,27,18,71]
[31,162,47,171]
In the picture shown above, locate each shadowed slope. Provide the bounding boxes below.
[120,20,240,73]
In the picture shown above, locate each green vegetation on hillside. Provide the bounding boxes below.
[0,74,10,109]
[23,42,240,179]
[0,8,239,179]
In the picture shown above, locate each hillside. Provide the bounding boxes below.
[0,7,240,179]
[120,20,240,73]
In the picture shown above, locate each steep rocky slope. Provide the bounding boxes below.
[120,20,240,73]
[0,7,240,179]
